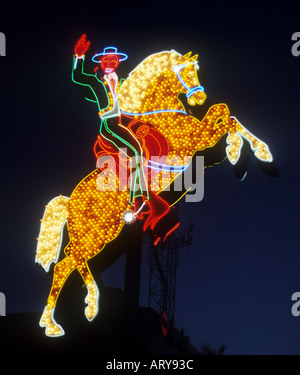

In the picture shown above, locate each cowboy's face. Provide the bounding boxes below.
[100,54,120,74]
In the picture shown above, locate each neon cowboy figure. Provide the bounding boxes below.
[72,34,171,232]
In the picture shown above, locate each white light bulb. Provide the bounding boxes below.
[122,210,136,224]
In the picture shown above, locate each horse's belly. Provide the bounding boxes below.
[140,112,228,159]
[140,113,200,159]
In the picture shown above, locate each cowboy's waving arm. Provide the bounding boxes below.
[72,34,109,111]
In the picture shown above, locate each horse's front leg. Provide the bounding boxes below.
[226,131,244,165]
[201,104,273,164]
[198,103,242,164]
[230,116,273,163]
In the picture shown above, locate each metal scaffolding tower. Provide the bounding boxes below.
[147,223,193,326]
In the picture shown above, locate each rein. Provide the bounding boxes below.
[120,109,187,116]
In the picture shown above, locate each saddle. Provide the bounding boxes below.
[94,114,168,163]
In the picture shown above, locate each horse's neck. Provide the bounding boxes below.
[144,98,184,112]
[119,55,187,113]
[141,82,184,112]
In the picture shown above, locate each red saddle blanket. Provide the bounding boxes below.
[93,114,168,169]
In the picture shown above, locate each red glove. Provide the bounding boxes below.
[74,34,90,58]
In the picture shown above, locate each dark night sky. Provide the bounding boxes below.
[0,1,300,355]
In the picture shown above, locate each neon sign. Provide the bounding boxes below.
[36,34,273,337]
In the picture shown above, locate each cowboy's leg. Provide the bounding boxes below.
[100,119,171,234]
[100,118,149,204]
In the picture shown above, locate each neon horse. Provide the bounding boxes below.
[36,50,273,337]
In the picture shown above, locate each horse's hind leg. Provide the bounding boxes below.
[40,253,77,337]
[76,258,100,321]
[230,116,273,162]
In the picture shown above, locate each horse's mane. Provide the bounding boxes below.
[118,50,193,113]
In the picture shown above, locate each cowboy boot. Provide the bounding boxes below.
[149,206,180,245]
[143,190,170,231]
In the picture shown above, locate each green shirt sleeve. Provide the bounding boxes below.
[72,56,110,112]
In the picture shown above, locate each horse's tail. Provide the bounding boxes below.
[35,196,69,272]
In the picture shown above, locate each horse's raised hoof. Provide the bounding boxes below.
[226,132,243,165]
[39,304,65,337]
[254,143,273,163]
[84,282,99,321]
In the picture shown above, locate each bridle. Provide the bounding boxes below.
[172,63,204,99]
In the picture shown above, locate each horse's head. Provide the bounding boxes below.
[118,50,207,114]
[172,51,207,106]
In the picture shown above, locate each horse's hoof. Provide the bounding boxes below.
[254,144,273,163]
[44,324,65,337]
[39,304,65,337]
[84,282,99,321]
[85,305,97,321]
[226,132,243,165]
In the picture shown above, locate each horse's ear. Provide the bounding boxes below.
[183,51,192,59]
[190,54,198,61]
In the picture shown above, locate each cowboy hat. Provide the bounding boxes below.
[92,46,128,63]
